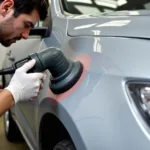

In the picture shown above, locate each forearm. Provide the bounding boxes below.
[0,89,15,117]
[0,60,44,117]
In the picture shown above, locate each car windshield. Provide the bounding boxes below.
[64,0,150,15]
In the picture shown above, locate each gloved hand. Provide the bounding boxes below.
[5,59,44,103]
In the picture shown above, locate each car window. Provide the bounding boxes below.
[34,21,42,27]
[63,0,150,16]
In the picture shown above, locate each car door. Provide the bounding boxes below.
[5,21,50,144]
[11,10,52,146]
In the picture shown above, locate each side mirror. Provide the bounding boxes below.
[29,27,49,37]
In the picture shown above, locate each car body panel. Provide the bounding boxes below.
[36,35,150,150]
[3,38,44,149]
[2,0,150,150]
[67,12,150,39]
[34,35,150,150]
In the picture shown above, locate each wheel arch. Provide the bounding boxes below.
[38,112,85,150]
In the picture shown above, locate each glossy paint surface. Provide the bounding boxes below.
[2,0,150,150]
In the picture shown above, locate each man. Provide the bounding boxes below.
[0,0,49,116]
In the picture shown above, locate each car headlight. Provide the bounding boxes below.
[140,87,150,113]
[128,83,150,126]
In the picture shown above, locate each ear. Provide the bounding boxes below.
[0,0,14,16]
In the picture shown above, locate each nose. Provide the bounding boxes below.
[21,29,30,39]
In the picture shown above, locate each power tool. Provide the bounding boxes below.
[0,47,83,94]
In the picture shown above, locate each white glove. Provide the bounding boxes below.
[5,59,44,103]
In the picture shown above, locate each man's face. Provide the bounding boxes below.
[0,0,40,47]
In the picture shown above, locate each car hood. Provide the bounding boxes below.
[67,10,150,39]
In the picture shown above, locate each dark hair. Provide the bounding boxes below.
[0,0,49,21]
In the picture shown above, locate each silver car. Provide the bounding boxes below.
[2,0,150,150]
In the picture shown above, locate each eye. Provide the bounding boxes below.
[24,23,31,28]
